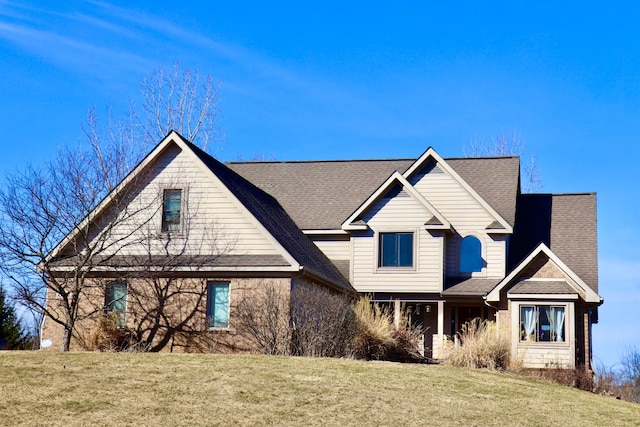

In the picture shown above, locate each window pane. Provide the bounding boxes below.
[538,307,551,342]
[551,307,565,342]
[460,236,482,273]
[520,306,535,341]
[105,283,127,328]
[162,189,182,232]
[380,233,398,266]
[207,282,230,328]
[398,233,413,267]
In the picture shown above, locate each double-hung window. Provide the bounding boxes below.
[206,282,230,329]
[162,189,182,232]
[379,232,414,268]
[520,305,565,342]
[105,283,127,328]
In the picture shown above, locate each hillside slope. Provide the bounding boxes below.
[1,353,637,426]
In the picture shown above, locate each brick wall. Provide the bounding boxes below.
[41,276,292,353]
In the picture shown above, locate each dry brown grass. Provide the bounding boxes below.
[442,318,511,370]
[1,352,639,426]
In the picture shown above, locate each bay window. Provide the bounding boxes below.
[520,305,565,342]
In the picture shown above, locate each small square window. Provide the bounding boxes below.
[379,232,414,267]
[162,189,182,232]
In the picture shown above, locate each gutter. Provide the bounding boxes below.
[482,295,499,314]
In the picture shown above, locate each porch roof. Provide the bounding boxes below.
[509,280,577,295]
[442,277,502,296]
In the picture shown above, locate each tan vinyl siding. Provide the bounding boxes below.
[410,162,507,278]
[517,344,574,369]
[445,233,506,278]
[86,144,281,258]
[309,234,351,261]
[351,191,443,293]
[409,163,497,230]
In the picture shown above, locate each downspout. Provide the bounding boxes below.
[482,295,499,321]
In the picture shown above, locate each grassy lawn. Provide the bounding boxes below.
[1,352,638,426]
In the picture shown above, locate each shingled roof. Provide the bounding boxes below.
[185,141,356,295]
[508,193,598,293]
[227,156,520,230]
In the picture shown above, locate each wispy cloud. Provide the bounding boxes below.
[0,20,151,77]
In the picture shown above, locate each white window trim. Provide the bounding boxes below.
[511,300,574,348]
[374,229,419,273]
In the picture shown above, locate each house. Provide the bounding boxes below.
[41,131,602,369]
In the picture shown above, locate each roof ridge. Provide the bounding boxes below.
[227,158,416,165]
[522,192,596,197]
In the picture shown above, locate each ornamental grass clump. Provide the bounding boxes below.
[351,297,396,360]
[443,318,510,370]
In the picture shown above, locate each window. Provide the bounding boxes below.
[379,232,414,267]
[162,189,182,232]
[105,283,127,328]
[206,282,230,329]
[520,305,565,342]
[460,236,482,273]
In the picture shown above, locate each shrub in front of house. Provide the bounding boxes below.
[442,318,510,370]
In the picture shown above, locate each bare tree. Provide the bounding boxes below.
[463,130,543,193]
[140,63,222,153]
[0,64,222,351]
[234,282,292,355]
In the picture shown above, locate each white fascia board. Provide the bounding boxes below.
[486,243,602,304]
[506,293,579,300]
[341,171,451,231]
[403,147,513,234]
[302,229,349,235]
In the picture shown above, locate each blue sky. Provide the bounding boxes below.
[0,1,638,367]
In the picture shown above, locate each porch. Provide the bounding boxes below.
[372,297,494,359]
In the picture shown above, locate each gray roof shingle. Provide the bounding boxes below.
[227,156,520,230]
[50,254,290,268]
[442,278,503,296]
[185,141,356,294]
[509,280,577,295]
[509,193,598,293]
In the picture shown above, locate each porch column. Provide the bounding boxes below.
[394,299,401,328]
[432,300,446,359]
[437,300,444,336]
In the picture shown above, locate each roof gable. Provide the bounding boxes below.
[486,243,601,304]
[403,148,513,233]
[47,131,354,294]
[341,171,450,231]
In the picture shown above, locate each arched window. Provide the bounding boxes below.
[460,236,482,273]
